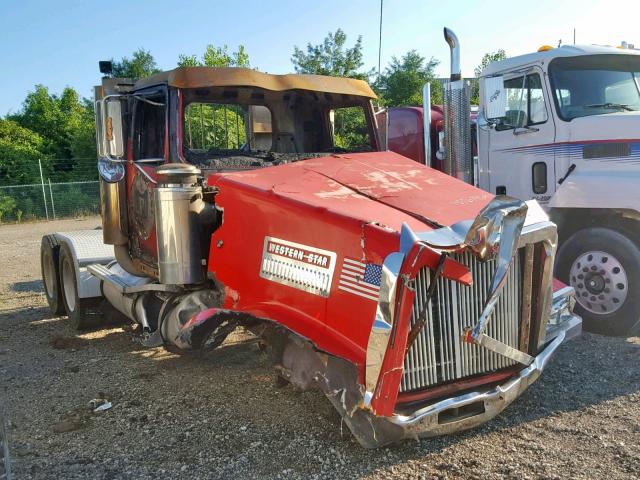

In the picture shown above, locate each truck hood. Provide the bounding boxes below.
[208,151,494,232]
[567,111,640,142]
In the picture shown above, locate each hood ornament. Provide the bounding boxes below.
[417,195,528,261]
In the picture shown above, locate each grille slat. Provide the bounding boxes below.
[402,251,524,392]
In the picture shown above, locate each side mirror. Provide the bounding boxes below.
[482,76,507,120]
[96,96,125,159]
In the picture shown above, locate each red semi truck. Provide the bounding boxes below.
[39,64,580,447]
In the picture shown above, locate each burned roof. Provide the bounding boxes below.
[134,67,377,99]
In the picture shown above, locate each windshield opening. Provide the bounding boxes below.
[181,87,375,170]
[549,54,640,120]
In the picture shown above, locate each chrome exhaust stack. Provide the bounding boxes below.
[444,28,461,81]
[422,83,432,167]
[442,27,472,184]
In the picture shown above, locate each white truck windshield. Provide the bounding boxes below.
[549,54,640,120]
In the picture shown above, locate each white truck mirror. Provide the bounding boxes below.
[96,96,125,159]
[483,76,507,119]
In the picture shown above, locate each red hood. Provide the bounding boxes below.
[209,151,493,232]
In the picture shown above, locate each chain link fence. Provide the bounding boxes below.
[0,158,100,224]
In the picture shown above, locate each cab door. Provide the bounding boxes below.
[486,68,556,205]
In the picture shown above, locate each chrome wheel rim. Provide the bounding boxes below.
[570,250,628,315]
[42,250,56,298]
[62,259,76,312]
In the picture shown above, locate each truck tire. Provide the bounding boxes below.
[0,403,10,480]
[556,227,640,336]
[58,243,104,330]
[40,235,65,315]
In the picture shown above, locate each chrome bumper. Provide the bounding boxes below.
[388,288,581,440]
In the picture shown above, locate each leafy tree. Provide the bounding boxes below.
[474,49,508,77]
[291,29,370,79]
[183,103,246,151]
[8,85,96,176]
[0,119,48,186]
[375,50,440,106]
[178,45,250,68]
[0,194,17,223]
[9,85,67,158]
[69,98,97,161]
[178,45,251,153]
[112,49,160,78]
[333,107,369,149]
[471,49,508,104]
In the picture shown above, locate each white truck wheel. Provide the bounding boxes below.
[556,227,640,336]
[58,243,104,330]
[40,235,65,316]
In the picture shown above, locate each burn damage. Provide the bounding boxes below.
[48,64,582,451]
[190,151,332,171]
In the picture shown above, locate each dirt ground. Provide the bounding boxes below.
[0,217,638,479]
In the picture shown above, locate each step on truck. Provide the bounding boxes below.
[40,63,581,448]
[382,28,640,337]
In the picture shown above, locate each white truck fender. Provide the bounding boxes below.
[550,169,640,213]
[53,230,115,299]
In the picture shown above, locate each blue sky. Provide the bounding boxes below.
[0,0,636,115]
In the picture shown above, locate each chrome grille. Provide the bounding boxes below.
[401,251,523,392]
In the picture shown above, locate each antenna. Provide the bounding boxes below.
[378,0,384,77]
[573,28,576,44]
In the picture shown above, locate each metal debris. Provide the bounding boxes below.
[88,399,112,412]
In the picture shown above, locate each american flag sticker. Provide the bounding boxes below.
[338,257,383,302]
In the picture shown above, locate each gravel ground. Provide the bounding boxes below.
[0,217,638,479]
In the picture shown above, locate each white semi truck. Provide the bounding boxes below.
[384,29,640,336]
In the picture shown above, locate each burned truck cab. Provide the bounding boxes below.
[40,66,580,449]
[95,67,381,284]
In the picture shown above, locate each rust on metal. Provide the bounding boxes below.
[135,67,377,99]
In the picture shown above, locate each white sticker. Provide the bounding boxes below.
[260,237,337,297]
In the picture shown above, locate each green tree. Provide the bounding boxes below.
[9,85,96,176]
[0,119,48,186]
[0,194,17,223]
[112,49,160,78]
[9,85,67,158]
[178,45,250,68]
[375,50,440,107]
[471,49,508,104]
[178,45,251,152]
[69,98,97,160]
[291,29,370,79]
[474,49,508,77]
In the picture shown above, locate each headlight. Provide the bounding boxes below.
[98,158,125,183]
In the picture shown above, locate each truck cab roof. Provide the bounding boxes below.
[133,66,377,98]
[481,44,640,77]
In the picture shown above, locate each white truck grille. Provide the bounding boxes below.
[401,250,523,392]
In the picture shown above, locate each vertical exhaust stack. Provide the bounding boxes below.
[422,83,432,166]
[443,27,472,184]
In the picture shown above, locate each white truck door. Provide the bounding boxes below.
[486,68,556,205]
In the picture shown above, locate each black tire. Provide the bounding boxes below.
[58,243,104,330]
[40,235,65,315]
[0,403,10,480]
[556,227,640,336]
